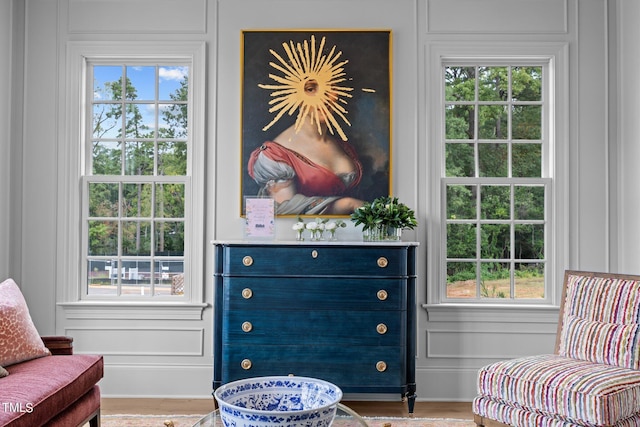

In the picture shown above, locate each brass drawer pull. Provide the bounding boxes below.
[242,256,253,266]
[377,257,388,268]
[242,288,253,299]
[241,321,253,332]
[376,323,388,335]
[311,250,318,259]
[377,290,388,301]
[241,359,252,370]
[376,361,387,372]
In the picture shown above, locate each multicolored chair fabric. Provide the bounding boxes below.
[473,270,640,427]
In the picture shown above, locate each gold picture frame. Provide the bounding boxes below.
[240,29,392,217]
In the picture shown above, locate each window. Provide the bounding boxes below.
[84,64,190,298]
[62,41,206,305]
[442,63,550,302]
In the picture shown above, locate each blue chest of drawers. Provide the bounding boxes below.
[212,241,418,412]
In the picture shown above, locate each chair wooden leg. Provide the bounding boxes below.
[473,414,512,427]
[89,409,100,427]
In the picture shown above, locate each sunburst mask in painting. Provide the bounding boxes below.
[258,35,354,141]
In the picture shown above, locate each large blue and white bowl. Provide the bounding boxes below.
[214,376,343,427]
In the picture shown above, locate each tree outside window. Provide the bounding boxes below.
[443,65,547,300]
[85,64,189,297]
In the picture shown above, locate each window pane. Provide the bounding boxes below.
[446,262,476,298]
[515,224,544,259]
[445,105,474,139]
[512,105,541,139]
[478,105,508,139]
[513,143,542,177]
[94,66,122,102]
[138,104,157,137]
[93,104,122,139]
[447,223,476,258]
[88,220,118,256]
[478,67,508,102]
[515,186,545,220]
[122,183,152,217]
[481,185,510,220]
[155,221,184,255]
[125,141,154,175]
[478,143,508,177]
[480,224,510,259]
[159,66,189,100]
[126,66,156,101]
[514,263,544,298]
[480,262,510,298]
[89,183,119,217]
[447,185,476,219]
[158,141,187,176]
[92,141,122,175]
[155,261,185,296]
[122,221,151,256]
[445,66,475,102]
[160,104,188,138]
[512,66,542,102]
[87,260,117,296]
[446,143,475,177]
[121,259,151,296]
[155,183,185,218]
[125,105,153,138]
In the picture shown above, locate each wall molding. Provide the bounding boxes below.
[100,363,212,398]
[59,302,208,320]
[426,0,568,34]
[67,0,208,34]
[423,304,560,323]
[66,326,205,356]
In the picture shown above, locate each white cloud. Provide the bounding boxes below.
[159,66,188,81]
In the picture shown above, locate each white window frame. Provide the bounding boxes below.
[57,41,206,318]
[425,42,569,308]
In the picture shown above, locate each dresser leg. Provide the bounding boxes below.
[405,383,417,415]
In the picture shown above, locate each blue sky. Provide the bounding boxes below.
[92,65,188,139]
[93,65,187,102]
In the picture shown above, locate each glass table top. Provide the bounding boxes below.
[191,403,368,427]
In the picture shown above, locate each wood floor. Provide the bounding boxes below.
[101,398,474,420]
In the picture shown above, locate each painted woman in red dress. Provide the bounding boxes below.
[248,110,364,215]
[247,35,365,215]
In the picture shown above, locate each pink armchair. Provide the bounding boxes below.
[474,270,640,427]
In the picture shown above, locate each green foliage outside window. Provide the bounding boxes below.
[86,65,189,296]
[444,65,546,300]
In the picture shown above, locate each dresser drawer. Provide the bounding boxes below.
[222,345,405,390]
[224,277,406,310]
[222,309,406,347]
[220,245,408,277]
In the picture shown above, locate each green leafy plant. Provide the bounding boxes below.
[350,196,418,231]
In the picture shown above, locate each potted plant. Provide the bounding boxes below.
[350,196,417,241]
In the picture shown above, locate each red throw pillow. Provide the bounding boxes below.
[0,278,50,366]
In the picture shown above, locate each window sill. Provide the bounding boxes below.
[422,303,560,323]
[58,301,209,320]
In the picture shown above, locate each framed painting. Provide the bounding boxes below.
[240,29,392,217]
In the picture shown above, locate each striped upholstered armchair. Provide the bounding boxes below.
[473,270,640,427]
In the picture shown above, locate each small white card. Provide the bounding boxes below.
[244,197,276,240]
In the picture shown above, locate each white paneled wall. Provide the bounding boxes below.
[6,0,624,400]
[0,1,13,280]
[617,0,640,275]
